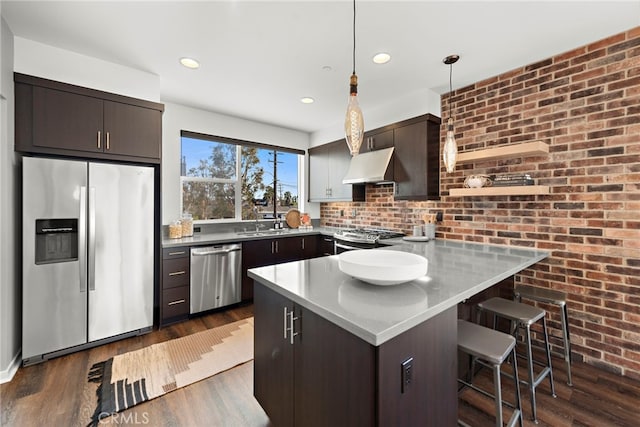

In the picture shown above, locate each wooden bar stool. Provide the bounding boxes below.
[476,297,556,424]
[514,284,573,386]
[457,320,523,427]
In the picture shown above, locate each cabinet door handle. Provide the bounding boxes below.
[283,306,289,339]
[284,307,299,345]
[97,131,101,149]
[168,250,186,256]
[168,270,186,276]
[168,299,186,306]
[302,238,305,250]
[106,132,110,150]
[275,240,279,253]
[290,309,299,345]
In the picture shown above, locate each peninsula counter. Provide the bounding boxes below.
[248,240,548,426]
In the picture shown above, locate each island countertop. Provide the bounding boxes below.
[248,239,549,346]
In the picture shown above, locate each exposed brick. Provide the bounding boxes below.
[587,184,625,192]
[320,29,640,380]
[570,86,604,100]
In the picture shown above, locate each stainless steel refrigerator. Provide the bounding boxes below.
[22,156,154,364]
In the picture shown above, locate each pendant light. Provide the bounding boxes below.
[443,54,459,173]
[344,0,364,156]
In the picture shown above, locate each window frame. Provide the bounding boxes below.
[180,130,304,223]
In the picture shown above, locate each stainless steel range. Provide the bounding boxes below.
[333,228,405,253]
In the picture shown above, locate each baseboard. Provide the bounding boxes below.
[0,349,22,384]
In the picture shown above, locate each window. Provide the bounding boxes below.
[180,132,303,222]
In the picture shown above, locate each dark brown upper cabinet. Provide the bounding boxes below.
[392,115,441,200]
[361,128,394,152]
[15,73,163,164]
[308,114,440,202]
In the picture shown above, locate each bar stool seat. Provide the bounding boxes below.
[477,297,556,424]
[514,284,572,386]
[457,320,523,427]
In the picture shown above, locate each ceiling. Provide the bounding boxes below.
[2,1,639,134]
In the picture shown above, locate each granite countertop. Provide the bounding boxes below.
[162,226,339,248]
[248,239,549,346]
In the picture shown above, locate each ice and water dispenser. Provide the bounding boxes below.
[34,218,78,264]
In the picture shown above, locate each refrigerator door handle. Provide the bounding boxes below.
[88,187,96,291]
[79,186,87,292]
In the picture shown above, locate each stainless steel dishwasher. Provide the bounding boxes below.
[190,244,242,314]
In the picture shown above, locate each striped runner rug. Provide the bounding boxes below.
[87,317,254,426]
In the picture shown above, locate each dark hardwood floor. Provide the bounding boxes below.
[1,303,270,427]
[2,303,639,427]
[458,345,640,427]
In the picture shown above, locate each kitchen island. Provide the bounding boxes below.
[248,239,548,426]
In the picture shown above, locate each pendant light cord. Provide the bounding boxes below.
[449,63,453,120]
[352,0,356,75]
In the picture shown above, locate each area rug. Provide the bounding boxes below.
[86,317,254,426]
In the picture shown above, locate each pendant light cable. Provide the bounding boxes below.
[448,60,453,121]
[344,0,365,156]
[352,0,356,75]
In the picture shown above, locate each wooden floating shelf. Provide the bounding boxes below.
[449,186,550,197]
[457,141,549,164]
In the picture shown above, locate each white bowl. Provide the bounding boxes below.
[338,249,428,286]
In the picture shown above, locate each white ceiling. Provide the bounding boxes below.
[2,1,639,134]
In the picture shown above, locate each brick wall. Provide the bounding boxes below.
[321,27,640,379]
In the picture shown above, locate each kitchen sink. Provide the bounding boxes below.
[237,229,292,237]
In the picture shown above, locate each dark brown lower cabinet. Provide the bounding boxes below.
[254,282,458,427]
[242,235,320,301]
[160,247,190,327]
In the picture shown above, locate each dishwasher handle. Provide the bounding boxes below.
[191,246,241,256]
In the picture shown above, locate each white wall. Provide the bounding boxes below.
[0,15,20,383]
[310,87,442,147]
[13,37,160,102]
[161,102,310,224]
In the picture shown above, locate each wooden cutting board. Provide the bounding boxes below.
[285,209,300,228]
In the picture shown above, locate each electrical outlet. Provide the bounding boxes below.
[435,211,443,222]
[401,357,413,393]
[340,209,344,217]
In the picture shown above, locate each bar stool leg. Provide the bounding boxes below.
[524,325,538,423]
[561,304,573,386]
[542,316,557,398]
[493,364,503,427]
[510,346,524,427]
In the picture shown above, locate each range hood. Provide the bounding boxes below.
[342,147,394,184]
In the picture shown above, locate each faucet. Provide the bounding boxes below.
[253,207,259,231]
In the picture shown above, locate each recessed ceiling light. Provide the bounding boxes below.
[373,53,391,64]
[180,57,200,69]
[300,97,315,104]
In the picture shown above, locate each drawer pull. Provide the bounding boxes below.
[168,270,186,276]
[168,299,186,306]
[168,251,186,256]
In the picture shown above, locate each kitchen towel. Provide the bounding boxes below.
[86,317,253,426]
